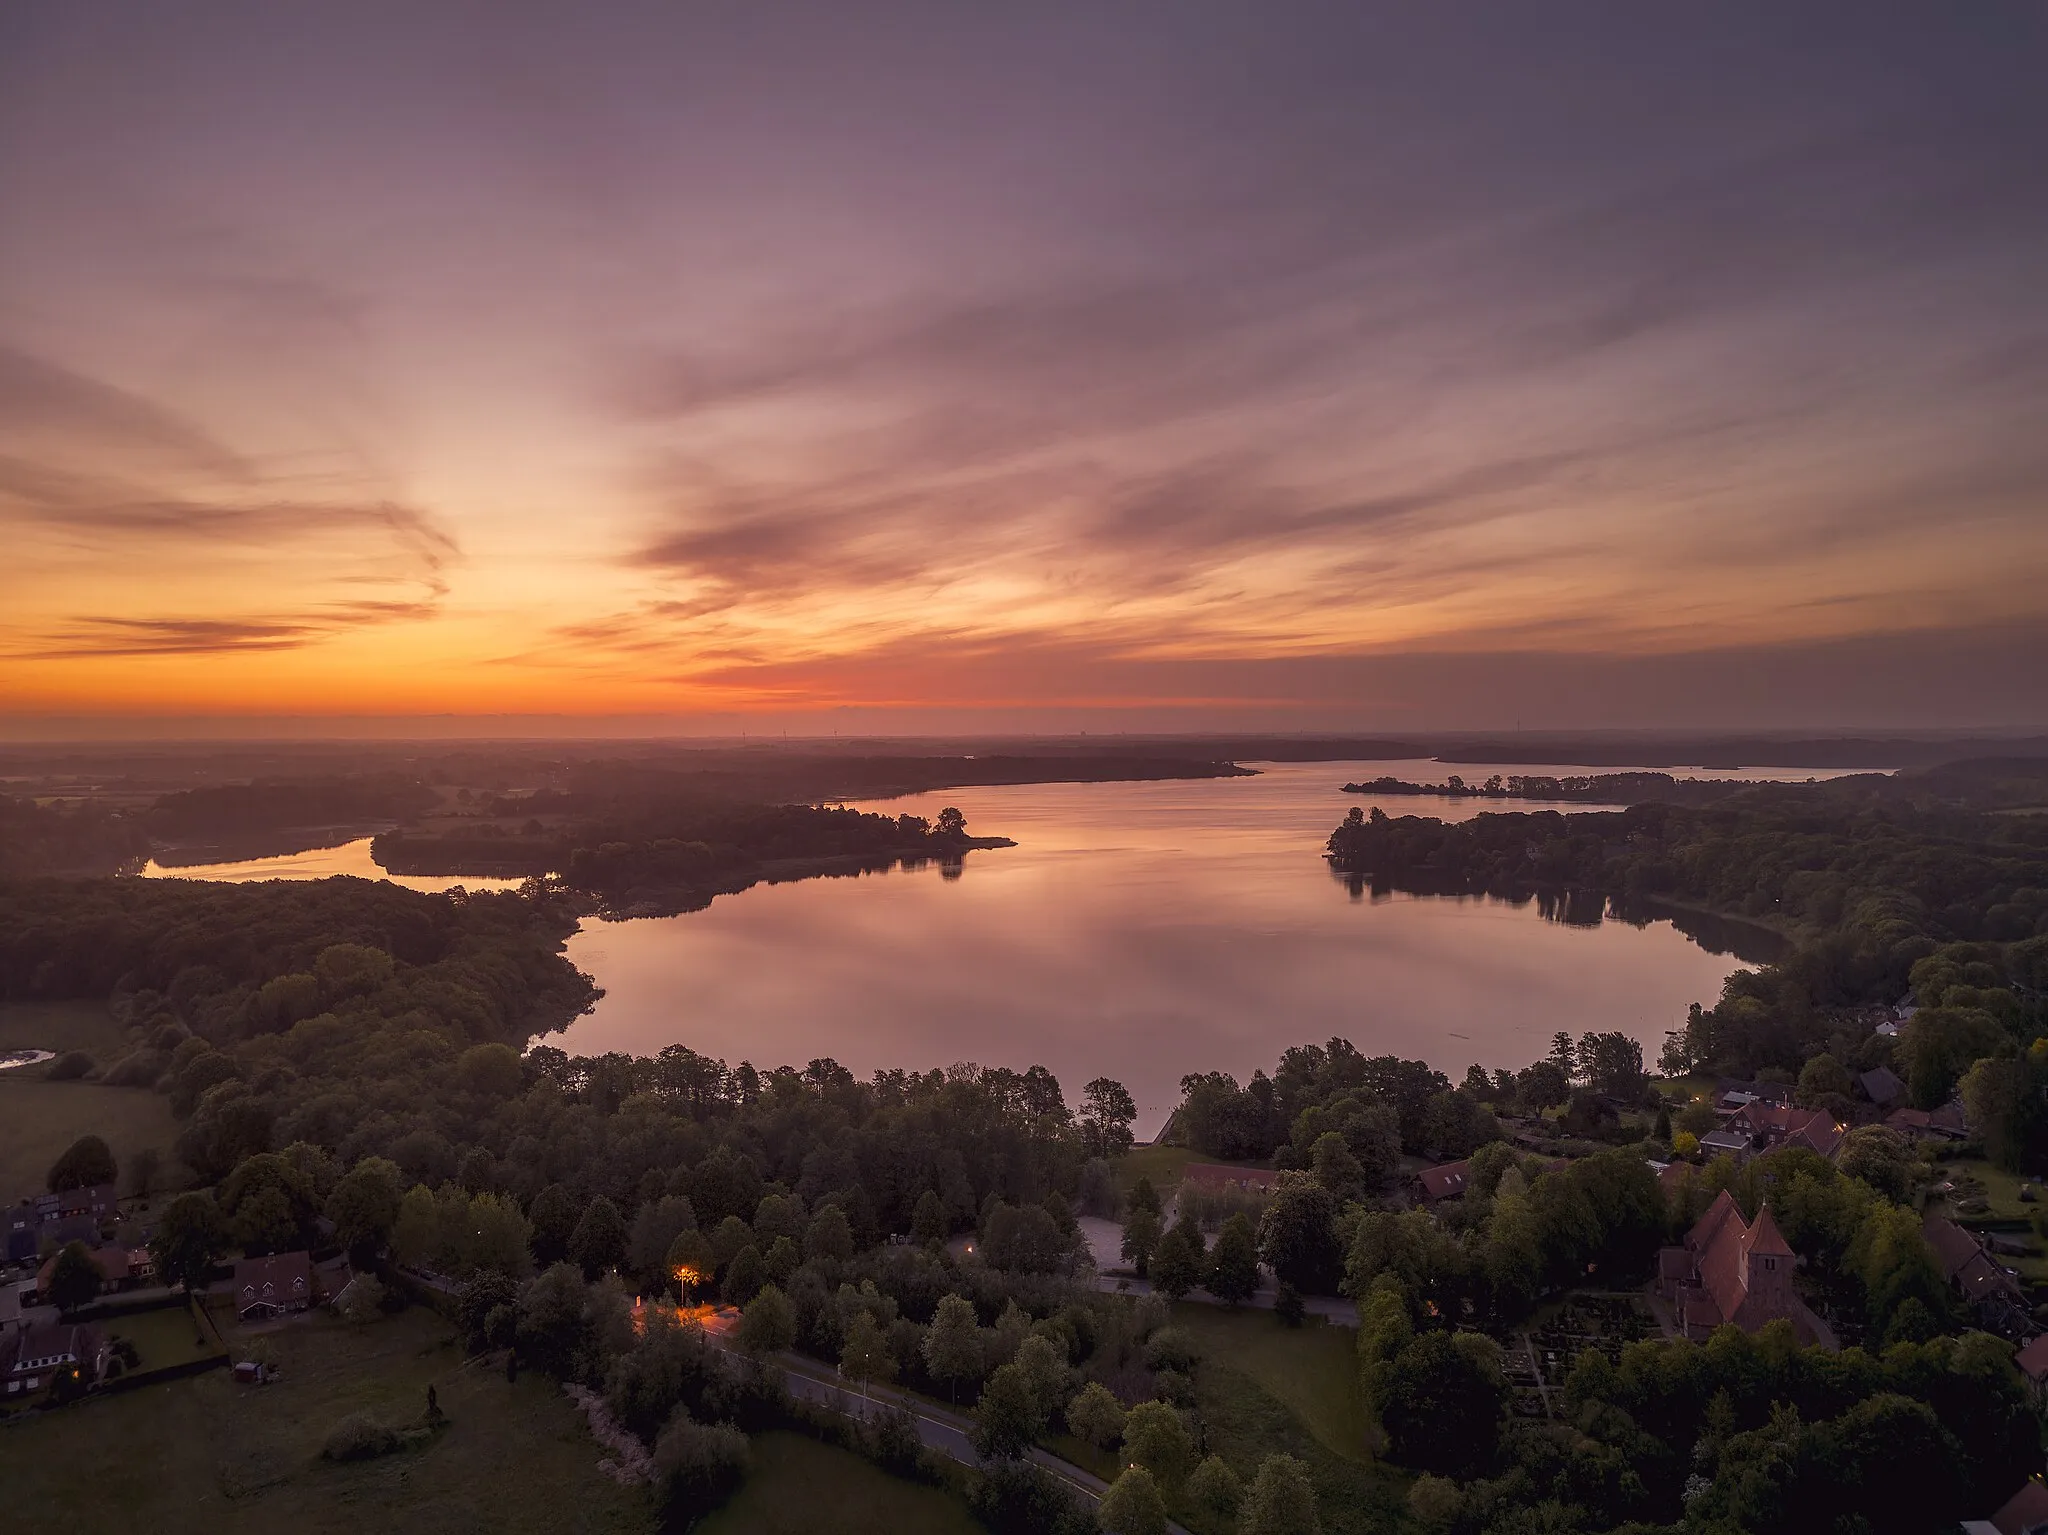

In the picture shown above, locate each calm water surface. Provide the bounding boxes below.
[141,839,526,893]
[555,761,1836,1134]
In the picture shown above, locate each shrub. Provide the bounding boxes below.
[651,1412,749,1521]
[1141,1326,1198,1374]
[323,1411,402,1461]
[967,1460,1092,1535]
[46,1050,95,1082]
[103,1049,168,1087]
[338,1273,388,1324]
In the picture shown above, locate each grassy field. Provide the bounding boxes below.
[1119,1143,1266,1196]
[0,1305,652,1535]
[696,1432,984,1535]
[0,998,129,1058]
[105,1304,224,1372]
[0,1076,181,1205]
[1171,1303,1374,1462]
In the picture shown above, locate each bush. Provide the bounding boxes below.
[652,1412,749,1521]
[1141,1326,1199,1374]
[861,1404,931,1480]
[103,1049,168,1087]
[968,1460,1092,1535]
[323,1411,402,1461]
[338,1273,388,1324]
[46,1050,95,1081]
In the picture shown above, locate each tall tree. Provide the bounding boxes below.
[150,1191,226,1294]
[47,1134,116,1193]
[1149,1220,1204,1300]
[1097,1466,1168,1535]
[922,1293,984,1404]
[839,1309,896,1411]
[1080,1077,1139,1159]
[1206,1213,1261,1306]
[45,1241,103,1314]
[568,1195,627,1280]
[1258,1177,1342,1294]
[1121,1206,1163,1275]
[1240,1455,1322,1535]
[1121,1400,1194,1488]
[737,1283,795,1354]
[971,1362,1043,1459]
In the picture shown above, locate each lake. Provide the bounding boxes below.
[139,759,1843,1136]
[553,760,1818,1135]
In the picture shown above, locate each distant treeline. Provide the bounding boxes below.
[145,775,441,839]
[1341,771,1776,806]
[0,795,150,878]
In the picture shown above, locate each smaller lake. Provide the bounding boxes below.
[141,839,527,893]
[0,1049,56,1071]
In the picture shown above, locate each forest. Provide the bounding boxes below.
[1328,764,2048,1144]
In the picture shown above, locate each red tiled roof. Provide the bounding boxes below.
[1992,1479,2048,1535]
[1686,1189,1745,1254]
[1417,1160,1470,1200]
[36,1243,131,1289]
[233,1251,315,1312]
[1673,1196,1823,1344]
[1926,1217,2025,1304]
[2014,1334,2048,1384]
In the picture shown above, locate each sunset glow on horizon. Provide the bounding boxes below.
[5,6,2046,735]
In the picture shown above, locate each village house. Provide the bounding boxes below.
[1416,1154,1567,1203]
[1655,1191,1836,1347]
[234,1252,317,1319]
[1697,1128,1753,1165]
[1971,1479,2048,1535]
[1725,1101,1845,1160]
[1926,1215,2032,1334]
[1886,1101,1969,1142]
[3,1184,119,1267]
[34,1241,151,1299]
[1416,1159,1472,1203]
[1715,1079,1792,1112]
[1858,1066,1906,1110]
[2014,1335,2048,1407]
[2,1320,108,1398]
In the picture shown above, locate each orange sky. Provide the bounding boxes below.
[4,8,2045,732]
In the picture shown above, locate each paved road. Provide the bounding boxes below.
[700,1310,1188,1531]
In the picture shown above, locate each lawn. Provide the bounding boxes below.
[1170,1303,1373,1461]
[0,1305,652,1535]
[696,1431,984,1535]
[0,1076,182,1206]
[0,998,130,1059]
[1186,1346,1410,1535]
[1119,1143,1266,1196]
[106,1303,225,1372]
